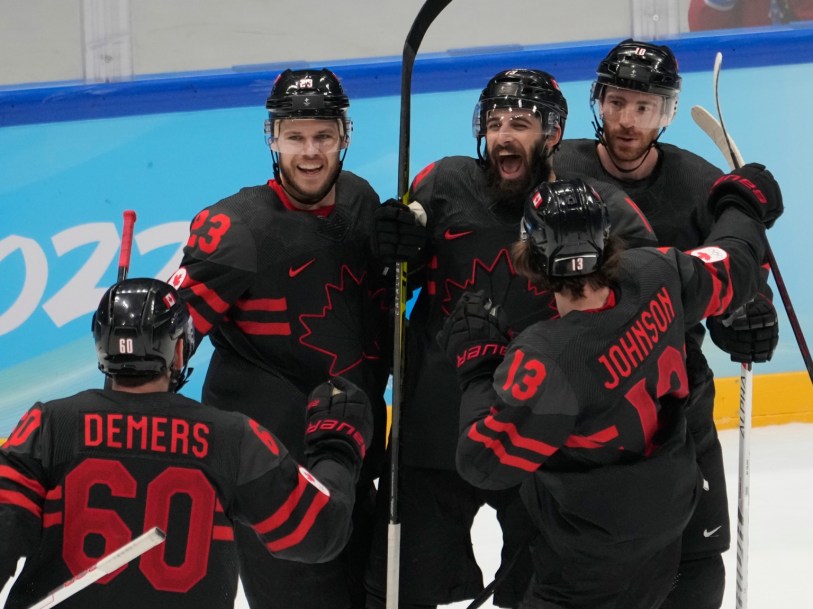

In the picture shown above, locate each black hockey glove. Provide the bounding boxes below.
[371,199,428,266]
[708,294,779,363]
[707,163,784,228]
[437,290,510,388]
[304,377,373,478]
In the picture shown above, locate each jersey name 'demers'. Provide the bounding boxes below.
[598,286,676,390]
[83,412,211,457]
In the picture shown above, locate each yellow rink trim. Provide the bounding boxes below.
[1,371,811,447]
[711,370,813,429]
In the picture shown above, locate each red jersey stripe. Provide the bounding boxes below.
[189,303,213,335]
[190,282,230,315]
[265,490,329,552]
[253,474,309,534]
[467,425,540,472]
[482,417,557,457]
[43,511,62,527]
[0,465,45,496]
[213,525,234,541]
[0,489,42,518]
[234,320,292,336]
[236,298,288,312]
[563,426,620,449]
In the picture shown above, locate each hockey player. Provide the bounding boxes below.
[555,39,779,608]
[168,68,389,609]
[0,278,372,609]
[365,69,658,609]
[440,170,783,609]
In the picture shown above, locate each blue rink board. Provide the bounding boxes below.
[1,28,812,433]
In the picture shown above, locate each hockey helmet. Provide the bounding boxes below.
[265,68,352,148]
[473,69,568,141]
[521,179,610,277]
[92,278,194,390]
[591,39,681,127]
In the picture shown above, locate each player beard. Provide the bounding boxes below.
[483,140,552,211]
[603,126,655,165]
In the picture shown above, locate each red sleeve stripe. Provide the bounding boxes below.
[411,162,436,190]
[235,321,292,336]
[0,465,45,496]
[0,489,42,518]
[236,297,287,312]
[624,197,654,234]
[43,511,62,527]
[563,425,620,449]
[701,257,734,318]
[212,525,234,541]
[265,490,330,552]
[189,303,213,335]
[482,416,557,457]
[46,485,62,500]
[253,474,310,534]
[466,424,540,472]
[190,282,230,314]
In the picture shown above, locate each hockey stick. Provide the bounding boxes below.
[25,527,165,609]
[696,60,813,385]
[117,209,137,282]
[104,209,138,390]
[388,2,452,608]
[465,544,525,609]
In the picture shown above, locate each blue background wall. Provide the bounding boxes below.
[2,29,812,434]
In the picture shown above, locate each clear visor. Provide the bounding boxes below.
[472,103,558,139]
[264,118,351,154]
[597,86,676,130]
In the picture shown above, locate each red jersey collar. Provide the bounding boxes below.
[267,179,334,217]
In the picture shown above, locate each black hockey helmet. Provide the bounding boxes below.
[265,68,352,145]
[521,179,610,278]
[591,39,681,127]
[473,69,568,142]
[92,278,194,391]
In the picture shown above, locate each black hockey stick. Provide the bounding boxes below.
[388,2,452,608]
[694,57,813,385]
[104,209,138,390]
[465,544,525,609]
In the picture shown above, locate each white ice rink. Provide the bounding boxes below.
[3,424,810,608]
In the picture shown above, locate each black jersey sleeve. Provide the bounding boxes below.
[456,343,578,490]
[229,417,356,563]
[0,405,48,575]
[584,177,658,248]
[670,208,766,327]
[171,202,258,346]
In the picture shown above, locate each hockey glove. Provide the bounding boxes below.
[437,290,510,389]
[371,199,428,266]
[305,377,373,479]
[707,163,783,228]
[708,294,779,363]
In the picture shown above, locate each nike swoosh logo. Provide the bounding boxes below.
[444,229,474,240]
[703,526,722,538]
[289,259,316,278]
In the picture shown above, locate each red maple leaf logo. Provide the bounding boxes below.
[299,265,384,376]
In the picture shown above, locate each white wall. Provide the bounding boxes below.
[0,0,692,86]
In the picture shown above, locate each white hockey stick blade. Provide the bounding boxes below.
[26,527,166,609]
[690,105,744,170]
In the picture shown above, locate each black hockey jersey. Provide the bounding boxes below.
[0,389,359,609]
[402,155,658,470]
[456,209,765,561]
[171,175,388,467]
[556,139,720,251]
